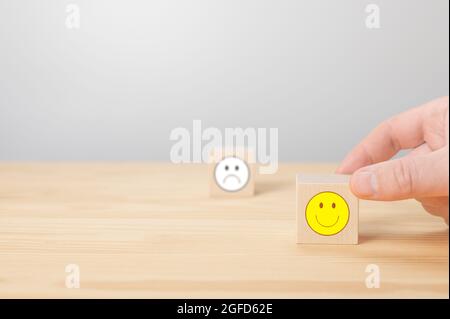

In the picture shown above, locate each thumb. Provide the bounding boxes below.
[350,148,449,201]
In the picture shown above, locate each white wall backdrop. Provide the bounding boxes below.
[0,0,448,161]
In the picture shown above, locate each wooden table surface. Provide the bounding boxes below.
[0,163,448,298]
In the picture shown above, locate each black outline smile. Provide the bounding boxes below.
[315,214,340,228]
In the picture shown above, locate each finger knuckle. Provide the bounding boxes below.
[393,159,416,196]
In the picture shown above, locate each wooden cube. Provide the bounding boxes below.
[296,174,358,244]
[209,148,256,198]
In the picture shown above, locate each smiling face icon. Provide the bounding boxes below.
[305,192,350,236]
[214,157,250,192]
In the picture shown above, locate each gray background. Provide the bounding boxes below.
[0,0,448,161]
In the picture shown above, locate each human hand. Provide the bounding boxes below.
[336,96,449,224]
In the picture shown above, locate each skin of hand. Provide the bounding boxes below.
[336,96,449,224]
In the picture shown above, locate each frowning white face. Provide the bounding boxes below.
[214,156,250,192]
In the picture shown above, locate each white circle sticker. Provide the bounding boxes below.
[214,156,250,192]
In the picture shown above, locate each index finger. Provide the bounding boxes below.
[336,102,430,174]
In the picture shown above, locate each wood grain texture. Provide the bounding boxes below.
[0,163,448,298]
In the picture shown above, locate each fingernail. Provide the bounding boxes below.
[352,171,378,197]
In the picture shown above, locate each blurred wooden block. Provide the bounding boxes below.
[297,174,358,244]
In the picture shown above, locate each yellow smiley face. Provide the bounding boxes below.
[305,192,350,236]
